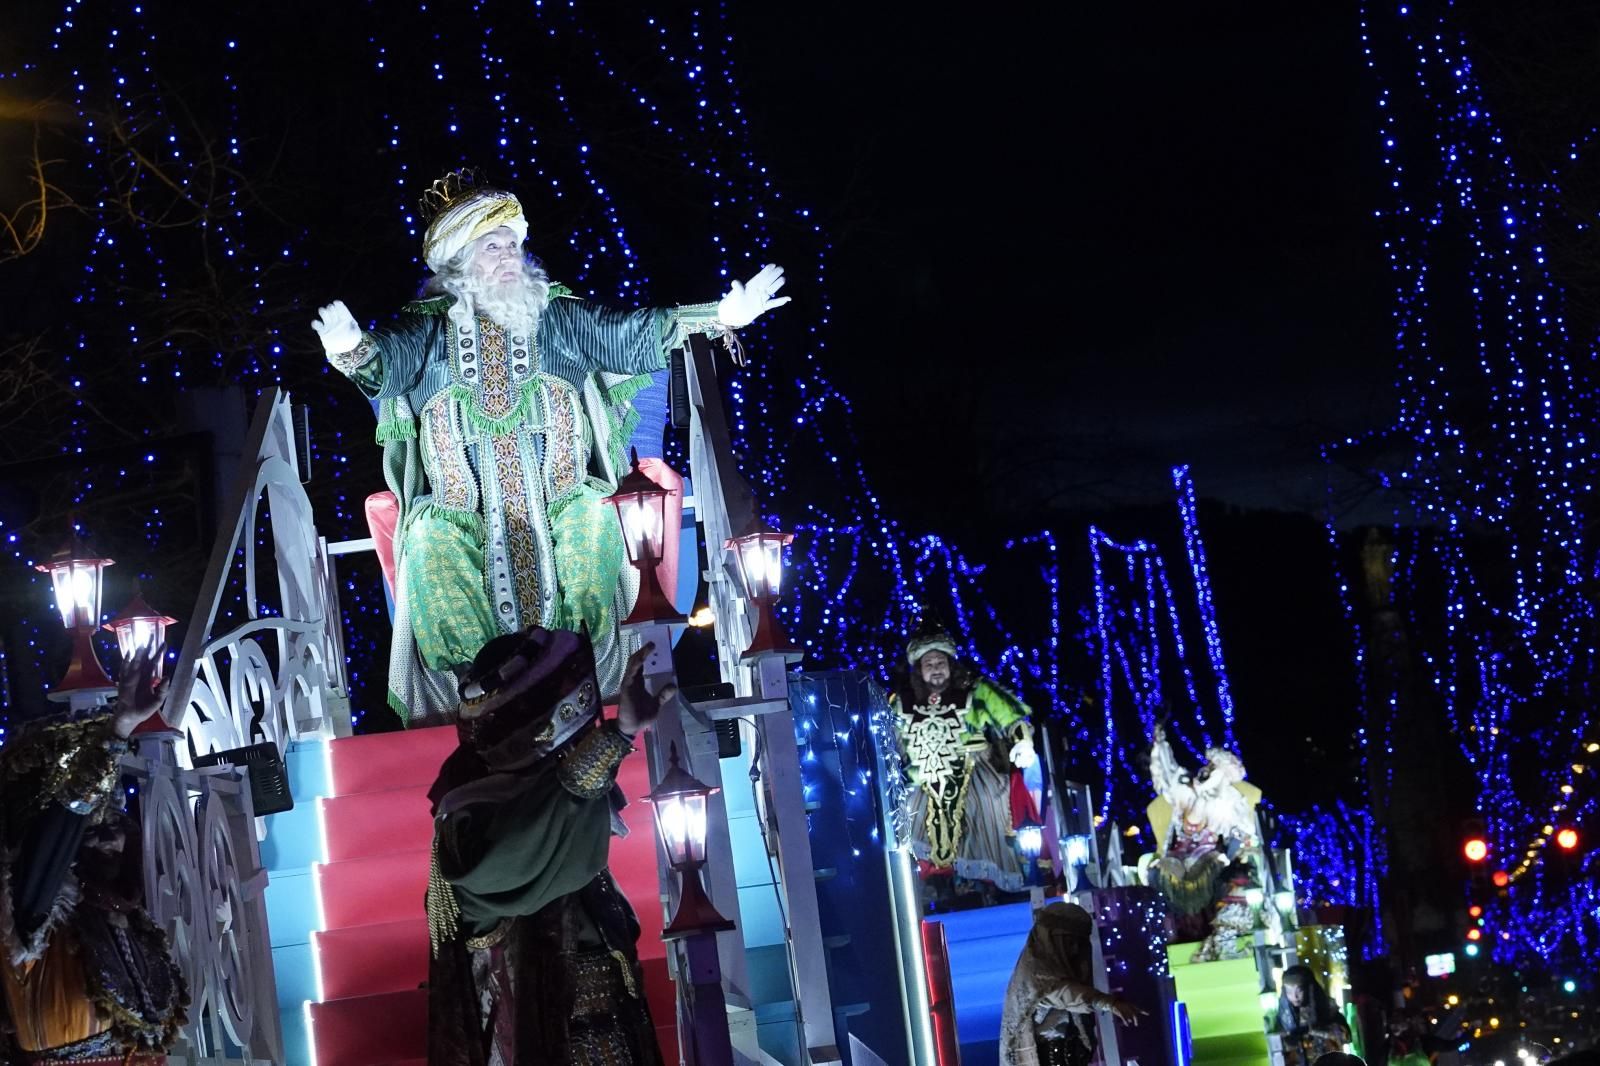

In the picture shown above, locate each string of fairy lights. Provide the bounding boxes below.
[2,3,1376,935]
[1345,0,1600,965]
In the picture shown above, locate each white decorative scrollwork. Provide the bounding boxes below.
[163,388,352,770]
[127,743,281,1064]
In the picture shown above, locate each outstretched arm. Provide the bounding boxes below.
[1149,723,1193,804]
[312,300,432,400]
[1037,980,1145,1026]
[545,265,790,377]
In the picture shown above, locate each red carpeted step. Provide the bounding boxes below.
[312,918,428,1001]
[320,787,435,862]
[328,725,458,797]
[315,850,429,931]
[307,988,428,1066]
[612,750,677,1061]
[611,750,668,956]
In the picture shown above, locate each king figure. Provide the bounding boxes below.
[313,170,788,718]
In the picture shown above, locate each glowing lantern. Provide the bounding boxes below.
[645,743,734,939]
[105,589,177,682]
[602,451,685,628]
[725,518,800,662]
[34,531,116,705]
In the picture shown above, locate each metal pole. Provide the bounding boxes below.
[681,928,734,1066]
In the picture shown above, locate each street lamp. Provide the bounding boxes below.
[105,588,179,735]
[105,588,177,681]
[1016,815,1045,887]
[646,743,735,939]
[602,450,686,628]
[725,518,799,663]
[644,742,735,1065]
[34,531,116,707]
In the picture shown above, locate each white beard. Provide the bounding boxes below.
[442,259,550,336]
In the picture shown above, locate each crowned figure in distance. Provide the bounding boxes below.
[1146,720,1276,961]
[890,615,1038,903]
[312,169,788,720]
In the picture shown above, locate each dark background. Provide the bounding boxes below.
[7,1,1600,921]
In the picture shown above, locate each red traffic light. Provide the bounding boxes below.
[1492,870,1510,887]
[1556,828,1579,851]
[1464,838,1490,863]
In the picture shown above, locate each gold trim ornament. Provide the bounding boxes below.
[419,167,529,273]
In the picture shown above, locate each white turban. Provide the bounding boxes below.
[422,188,528,273]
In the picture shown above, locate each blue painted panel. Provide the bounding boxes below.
[261,802,324,871]
[719,752,758,817]
[746,943,795,1008]
[273,941,318,1008]
[676,521,699,613]
[736,882,787,948]
[283,740,331,798]
[758,1016,803,1066]
[265,868,319,947]
[727,812,776,890]
[789,672,914,1066]
[278,1003,312,1066]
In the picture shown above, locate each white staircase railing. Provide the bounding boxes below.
[139,386,348,1065]
[123,739,283,1065]
[165,387,352,765]
[679,334,842,1064]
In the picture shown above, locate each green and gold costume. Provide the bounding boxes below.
[330,288,719,719]
[892,677,1033,888]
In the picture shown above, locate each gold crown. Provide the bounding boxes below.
[418,167,488,224]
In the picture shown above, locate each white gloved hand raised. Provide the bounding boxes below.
[717,263,791,329]
[1009,739,1037,770]
[311,300,362,356]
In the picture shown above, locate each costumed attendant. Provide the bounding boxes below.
[0,646,188,1065]
[424,627,675,1066]
[999,902,1143,1066]
[1273,965,1352,1066]
[1147,720,1273,959]
[890,616,1038,899]
[312,169,789,720]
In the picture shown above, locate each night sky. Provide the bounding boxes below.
[4,3,1593,813]
[736,3,1395,527]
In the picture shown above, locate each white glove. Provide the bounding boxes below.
[1009,739,1036,770]
[311,300,362,356]
[717,263,790,328]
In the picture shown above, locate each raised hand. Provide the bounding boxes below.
[1106,997,1145,1026]
[311,299,361,355]
[716,264,791,328]
[616,642,677,737]
[1009,738,1037,769]
[113,643,168,739]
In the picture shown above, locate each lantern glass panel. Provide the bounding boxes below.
[48,567,75,629]
[737,536,784,601]
[72,562,101,628]
[654,791,709,869]
[1016,824,1045,860]
[617,493,665,565]
[117,617,163,662]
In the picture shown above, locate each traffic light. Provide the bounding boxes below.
[1464,837,1489,863]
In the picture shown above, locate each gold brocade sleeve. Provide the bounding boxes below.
[557,722,634,799]
[1,716,128,817]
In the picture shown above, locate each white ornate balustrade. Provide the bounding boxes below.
[165,388,352,768]
[134,387,345,1065]
[121,737,282,1064]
